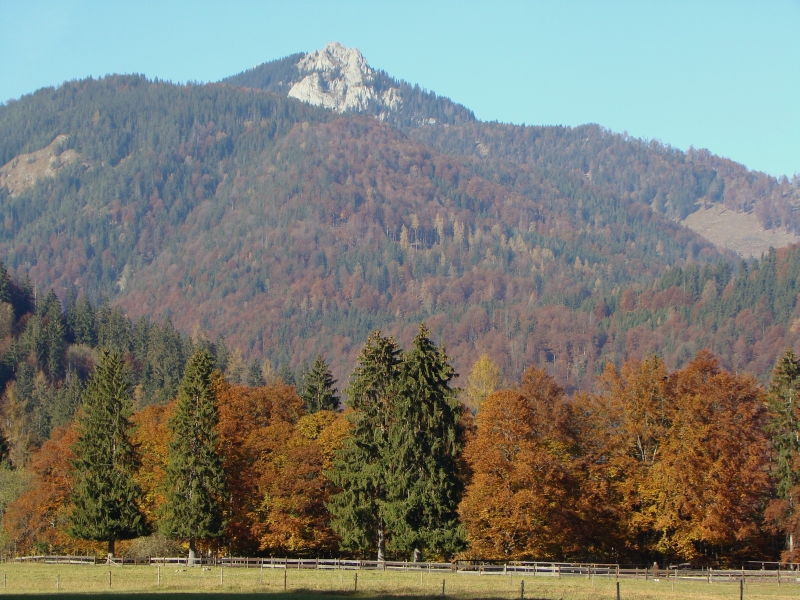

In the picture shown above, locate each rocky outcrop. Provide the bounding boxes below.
[0,135,79,196]
[288,42,401,114]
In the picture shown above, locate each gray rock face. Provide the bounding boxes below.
[288,42,401,114]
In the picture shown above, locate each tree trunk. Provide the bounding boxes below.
[107,539,115,561]
[413,548,421,563]
[189,537,197,565]
[377,522,385,562]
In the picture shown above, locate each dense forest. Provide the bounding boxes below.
[2,313,800,567]
[2,73,800,390]
[3,55,800,567]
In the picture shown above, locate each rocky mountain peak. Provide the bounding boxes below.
[288,42,401,114]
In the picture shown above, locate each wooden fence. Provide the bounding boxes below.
[9,555,800,583]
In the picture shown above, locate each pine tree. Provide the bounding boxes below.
[246,358,266,387]
[387,324,465,559]
[0,261,10,304]
[0,429,9,466]
[43,298,66,381]
[766,348,800,558]
[277,363,296,387]
[161,348,228,562]
[327,331,400,560]
[50,370,85,428]
[68,294,97,346]
[301,354,339,413]
[69,350,148,558]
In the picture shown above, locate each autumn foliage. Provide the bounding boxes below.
[460,353,771,565]
[0,346,795,566]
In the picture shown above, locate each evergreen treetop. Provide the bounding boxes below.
[160,348,228,560]
[386,324,465,558]
[767,348,800,500]
[328,331,400,559]
[69,349,148,557]
[246,358,266,387]
[301,354,339,413]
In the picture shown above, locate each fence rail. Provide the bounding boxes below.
[10,555,800,583]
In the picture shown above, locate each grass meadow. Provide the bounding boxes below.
[0,563,798,599]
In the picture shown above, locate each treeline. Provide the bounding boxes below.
[0,260,317,469]
[3,319,800,567]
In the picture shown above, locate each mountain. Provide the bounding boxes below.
[1,44,799,395]
[225,43,800,257]
[222,41,476,129]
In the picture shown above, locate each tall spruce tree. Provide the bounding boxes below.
[387,324,466,559]
[767,348,800,556]
[327,332,400,560]
[70,350,148,558]
[301,354,339,412]
[161,348,227,562]
[0,430,9,466]
[0,261,10,304]
[246,358,266,387]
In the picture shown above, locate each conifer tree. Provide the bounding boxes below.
[766,348,800,558]
[246,358,266,387]
[387,324,465,559]
[0,430,9,466]
[327,331,400,560]
[43,298,66,381]
[301,354,339,412]
[69,350,148,559]
[277,363,296,387]
[161,348,227,562]
[68,294,97,346]
[0,261,10,304]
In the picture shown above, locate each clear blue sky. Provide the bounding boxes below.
[1,0,798,178]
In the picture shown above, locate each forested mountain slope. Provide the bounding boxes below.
[0,59,799,391]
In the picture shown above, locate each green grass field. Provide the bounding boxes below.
[0,563,798,599]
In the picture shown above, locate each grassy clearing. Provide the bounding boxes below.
[0,563,798,599]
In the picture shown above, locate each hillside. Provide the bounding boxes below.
[0,47,799,393]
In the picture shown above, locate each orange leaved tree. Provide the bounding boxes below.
[3,425,94,554]
[459,367,579,560]
[641,351,770,564]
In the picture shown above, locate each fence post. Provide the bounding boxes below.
[616,581,621,600]
[220,566,224,586]
[354,572,358,592]
[520,579,524,599]
[441,578,445,597]
[108,570,112,588]
[740,579,744,600]
[284,566,287,590]
[157,565,161,586]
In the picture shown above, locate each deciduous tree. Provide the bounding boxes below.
[463,354,500,412]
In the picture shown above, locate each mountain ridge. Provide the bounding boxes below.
[0,48,799,392]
